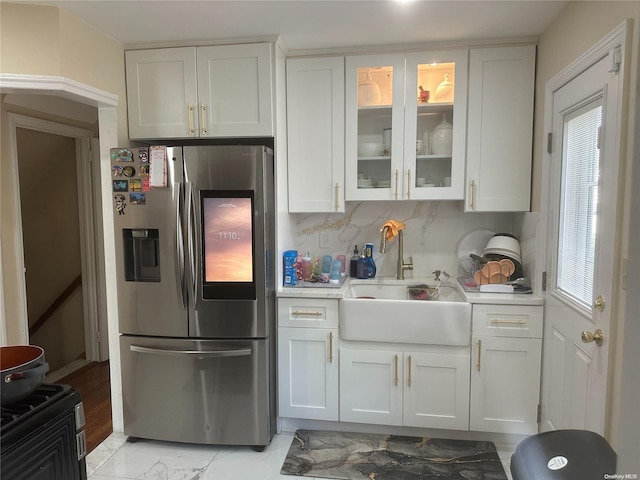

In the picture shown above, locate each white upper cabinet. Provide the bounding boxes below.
[345,50,468,201]
[126,43,273,139]
[287,56,345,212]
[404,50,468,200]
[126,47,198,139]
[197,44,273,137]
[465,45,536,211]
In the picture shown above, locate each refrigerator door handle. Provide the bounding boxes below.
[175,182,187,308]
[185,181,197,302]
[130,344,252,358]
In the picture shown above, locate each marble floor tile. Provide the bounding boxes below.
[89,436,219,480]
[201,431,295,480]
[88,431,513,480]
[86,432,128,477]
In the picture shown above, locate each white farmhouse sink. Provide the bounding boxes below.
[340,279,471,346]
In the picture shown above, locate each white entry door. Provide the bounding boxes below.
[541,37,624,434]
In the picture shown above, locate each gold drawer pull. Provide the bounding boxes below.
[394,355,399,386]
[476,339,482,371]
[490,319,526,325]
[407,355,412,387]
[292,310,323,317]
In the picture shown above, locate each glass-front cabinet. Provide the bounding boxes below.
[345,50,468,201]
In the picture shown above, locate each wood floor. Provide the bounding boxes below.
[59,360,112,454]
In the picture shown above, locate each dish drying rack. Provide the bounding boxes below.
[459,257,531,294]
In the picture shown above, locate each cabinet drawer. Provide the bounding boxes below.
[472,304,542,338]
[278,298,339,328]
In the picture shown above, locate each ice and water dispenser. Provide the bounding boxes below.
[122,229,160,282]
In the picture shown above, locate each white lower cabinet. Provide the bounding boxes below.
[339,348,402,425]
[340,347,470,430]
[469,304,543,434]
[277,298,339,421]
[277,295,543,436]
[278,327,339,421]
[403,351,470,430]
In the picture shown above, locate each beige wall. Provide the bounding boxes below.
[1,2,127,344]
[534,0,639,464]
[0,4,62,76]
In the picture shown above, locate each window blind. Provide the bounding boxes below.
[557,100,602,309]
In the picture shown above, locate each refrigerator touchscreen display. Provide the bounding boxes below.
[202,193,254,283]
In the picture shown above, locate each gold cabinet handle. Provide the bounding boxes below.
[469,180,476,210]
[394,169,399,200]
[329,332,334,363]
[394,354,399,386]
[291,310,323,316]
[200,103,208,135]
[187,104,195,135]
[476,339,482,371]
[334,182,340,211]
[407,355,412,387]
[490,319,526,325]
[581,329,604,346]
[406,169,411,199]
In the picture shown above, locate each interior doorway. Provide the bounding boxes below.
[17,128,87,375]
[7,113,108,378]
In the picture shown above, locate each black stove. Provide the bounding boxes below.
[1,384,87,480]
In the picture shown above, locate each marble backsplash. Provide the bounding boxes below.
[289,200,535,282]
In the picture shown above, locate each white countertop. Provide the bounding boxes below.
[277,276,544,306]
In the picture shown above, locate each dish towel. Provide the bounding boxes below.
[381,219,406,241]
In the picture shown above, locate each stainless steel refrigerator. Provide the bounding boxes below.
[111,145,276,449]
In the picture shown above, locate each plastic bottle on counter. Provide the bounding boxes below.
[336,255,347,277]
[283,250,298,286]
[301,253,312,281]
[329,259,342,284]
[364,243,377,278]
[356,251,369,279]
[321,255,333,274]
[349,245,359,278]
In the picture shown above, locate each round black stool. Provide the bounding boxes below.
[511,429,616,479]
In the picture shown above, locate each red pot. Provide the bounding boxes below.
[1,345,49,405]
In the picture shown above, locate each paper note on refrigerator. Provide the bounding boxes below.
[149,146,167,187]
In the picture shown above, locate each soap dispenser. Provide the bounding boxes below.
[364,243,377,278]
[350,245,360,278]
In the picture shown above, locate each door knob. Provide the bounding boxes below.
[594,295,605,312]
[581,329,604,346]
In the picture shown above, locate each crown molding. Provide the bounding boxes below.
[0,74,118,107]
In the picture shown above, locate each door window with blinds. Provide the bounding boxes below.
[557,98,602,309]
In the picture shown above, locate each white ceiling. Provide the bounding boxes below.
[20,0,568,53]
